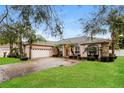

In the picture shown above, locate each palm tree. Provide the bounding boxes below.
[83,8,124,57]
[107,10,124,56]
[107,10,119,57]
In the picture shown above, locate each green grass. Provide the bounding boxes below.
[0,57,124,88]
[0,57,21,65]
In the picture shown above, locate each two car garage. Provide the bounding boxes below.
[25,44,53,59]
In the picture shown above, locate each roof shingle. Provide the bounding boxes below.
[32,36,110,46]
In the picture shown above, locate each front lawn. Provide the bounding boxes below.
[0,58,21,65]
[0,57,124,88]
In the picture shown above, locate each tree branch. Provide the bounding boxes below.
[0,5,8,24]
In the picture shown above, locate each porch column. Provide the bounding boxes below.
[25,45,30,58]
[98,44,101,59]
[62,45,66,57]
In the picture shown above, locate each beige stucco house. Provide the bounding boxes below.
[0,44,18,57]
[54,36,111,59]
[0,36,111,59]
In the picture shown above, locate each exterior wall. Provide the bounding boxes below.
[62,45,66,57]
[0,46,10,57]
[25,45,30,57]
[80,45,87,58]
[97,44,101,59]
[101,43,109,57]
[80,43,110,58]
[63,44,80,57]
[0,44,53,58]
[25,45,53,58]
[69,47,72,56]
[0,44,17,57]
[62,44,70,57]
[0,41,111,58]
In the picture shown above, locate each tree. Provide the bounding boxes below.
[10,5,63,58]
[0,5,63,59]
[10,5,63,37]
[26,29,46,59]
[12,22,27,58]
[0,6,8,24]
[81,6,124,57]
[0,23,18,56]
[118,35,124,49]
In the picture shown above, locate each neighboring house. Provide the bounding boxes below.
[0,44,10,57]
[0,44,18,57]
[0,36,112,59]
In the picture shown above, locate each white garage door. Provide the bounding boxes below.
[32,49,51,58]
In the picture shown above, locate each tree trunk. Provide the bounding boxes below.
[9,43,13,56]
[19,35,23,58]
[29,42,32,59]
[111,41,115,57]
[111,32,116,57]
[9,36,13,57]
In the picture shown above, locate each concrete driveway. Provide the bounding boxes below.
[0,57,79,83]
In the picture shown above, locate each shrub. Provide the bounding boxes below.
[7,55,12,58]
[77,55,81,60]
[20,57,28,61]
[100,57,114,62]
[20,53,28,61]
[69,56,73,58]
[114,56,117,59]
[87,56,96,61]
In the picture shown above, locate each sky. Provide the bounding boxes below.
[39,6,111,41]
[0,5,111,41]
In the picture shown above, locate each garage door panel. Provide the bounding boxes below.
[32,49,51,58]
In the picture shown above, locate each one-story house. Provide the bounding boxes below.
[54,36,111,59]
[24,41,55,59]
[0,36,111,59]
[0,44,18,57]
